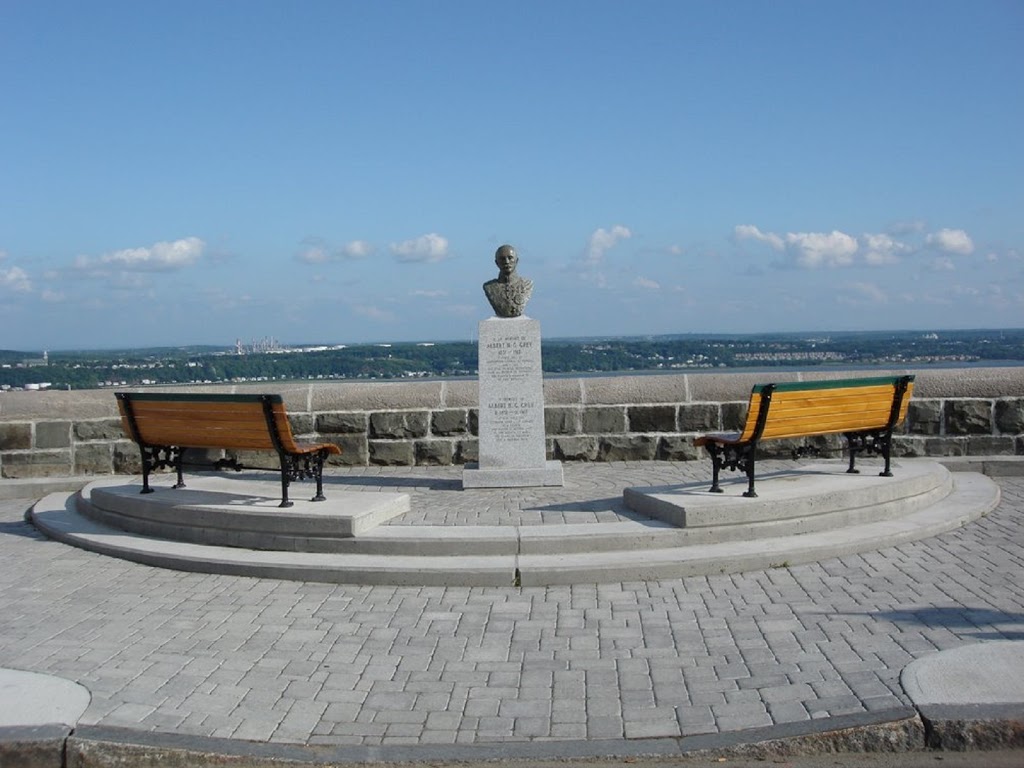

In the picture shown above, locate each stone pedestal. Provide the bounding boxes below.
[463,317,564,488]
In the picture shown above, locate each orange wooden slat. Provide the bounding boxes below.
[118,395,340,455]
[698,380,912,446]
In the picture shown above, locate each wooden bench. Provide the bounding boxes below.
[694,375,915,498]
[116,392,342,507]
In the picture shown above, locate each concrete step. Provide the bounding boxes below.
[28,466,1000,586]
[82,475,410,547]
[520,472,999,585]
[623,460,954,539]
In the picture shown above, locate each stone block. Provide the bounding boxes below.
[658,436,699,461]
[0,388,117,419]
[327,435,368,466]
[370,411,429,439]
[431,409,468,436]
[581,406,626,435]
[597,435,659,461]
[416,440,454,466]
[553,436,598,461]
[924,437,967,457]
[912,367,1024,398]
[627,405,676,433]
[369,440,415,466]
[74,443,113,474]
[967,436,1017,455]
[1,450,72,478]
[316,412,368,434]
[310,381,445,411]
[689,372,798,403]
[443,379,479,409]
[544,407,579,435]
[584,375,687,405]
[678,403,718,432]
[455,439,478,464]
[721,402,748,431]
[0,423,31,450]
[995,398,1024,434]
[944,400,992,435]
[287,413,314,436]
[113,442,143,474]
[892,436,925,458]
[542,377,584,406]
[468,409,479,436]
[907,400,942,436]
[74,419,124,441]
[35,421,72,449]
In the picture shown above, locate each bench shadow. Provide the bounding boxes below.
[632,466,838,496]
[0,518,50,541]
[325,475,464,492]
[833,606,1024,641]
[522,497,660,523]
[155,470,464,494]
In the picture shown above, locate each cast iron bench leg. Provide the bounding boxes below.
[708,443,724,493]
[311,451,327,502]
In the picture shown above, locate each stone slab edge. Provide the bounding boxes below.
[462,460,564,488]
[0,724,70,768]
[917,704,1024,751]
[5,707,1022,767]
[54,709,937,767]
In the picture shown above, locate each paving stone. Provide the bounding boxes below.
[2,470,1024,748]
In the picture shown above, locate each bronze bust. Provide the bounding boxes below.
[483,244,533,318]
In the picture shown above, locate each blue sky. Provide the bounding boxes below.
[2,1,1022,350]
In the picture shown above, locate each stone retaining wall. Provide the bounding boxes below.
[1,368,1022,479]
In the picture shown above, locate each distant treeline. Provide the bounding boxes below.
[3,329,1024,390]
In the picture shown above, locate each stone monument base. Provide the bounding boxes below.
[462,460,565,489]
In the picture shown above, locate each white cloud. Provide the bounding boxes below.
[97,237,204,271]
[929,256,956,272]
[411,289,448,298]
[390,233,450,263]
[861,233,910,265]
[0,265,31,293]
[785,230,858,268]
[297,238,375,264]
[926,228,974,255]
[41,288,65,303]
[584,225,631,265]
[297,242,330,264]
[633,276,660,290]
[734,224,784,250]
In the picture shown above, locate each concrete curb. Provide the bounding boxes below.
[2,712,1015,768]
[3,705,1023,767]
[0,710,924,767]
[0,725,70,768]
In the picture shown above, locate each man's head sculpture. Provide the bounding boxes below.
[483,244,533,318]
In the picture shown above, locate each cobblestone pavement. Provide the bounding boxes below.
[1,463,1022,747]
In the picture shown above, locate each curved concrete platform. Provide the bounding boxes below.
[83,474,411,546]
[27,460,1000,586]
[0,668,90,728]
